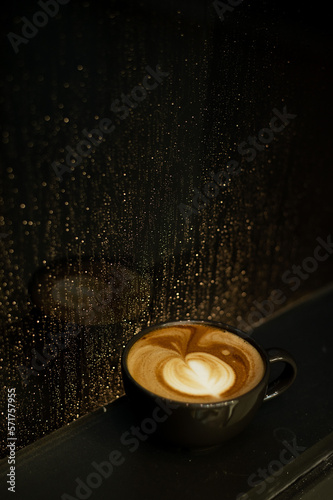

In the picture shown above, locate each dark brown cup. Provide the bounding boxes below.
[121,320,297,450]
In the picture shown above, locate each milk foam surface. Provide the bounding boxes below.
[127,325,265,403]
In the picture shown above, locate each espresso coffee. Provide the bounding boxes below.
[127,324,265,403]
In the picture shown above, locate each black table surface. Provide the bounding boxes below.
[1,285,333,500]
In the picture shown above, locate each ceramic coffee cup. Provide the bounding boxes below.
[121,320,297,450]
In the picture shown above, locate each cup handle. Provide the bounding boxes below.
[263,348,297,402]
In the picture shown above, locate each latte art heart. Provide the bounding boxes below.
[127,324,265,403]
[163,353,235,397]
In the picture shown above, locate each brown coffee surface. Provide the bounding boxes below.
[127,324,265,403]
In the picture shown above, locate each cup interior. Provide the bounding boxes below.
[122,320,269,407]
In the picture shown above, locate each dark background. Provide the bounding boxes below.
[0,0,332,459]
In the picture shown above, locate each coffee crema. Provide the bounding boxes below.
[127,324,265,403]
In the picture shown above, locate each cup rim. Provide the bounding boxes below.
[121,319,270,408]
